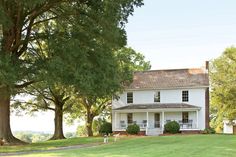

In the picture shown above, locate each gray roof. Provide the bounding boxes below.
[114,103,200,110]
[127,68,209,90]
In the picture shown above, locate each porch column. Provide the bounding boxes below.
[114,112,117,129]
[146,112,149,133]
[162,111,165,131]
[196,110,199,129]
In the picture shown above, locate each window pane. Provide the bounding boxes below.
[182,91,189,102]
[154,91,160,102]
[127,92,133,103]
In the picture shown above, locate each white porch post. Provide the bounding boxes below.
[196,110,198,129]
[146,112,149,134]
[162,111,165,132]
[114,112,117,129]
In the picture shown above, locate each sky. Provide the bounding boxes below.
[11,0,236,133]
[126,0,236,69]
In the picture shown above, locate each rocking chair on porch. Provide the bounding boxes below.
[143,120,147,127]
[120,121,126,128]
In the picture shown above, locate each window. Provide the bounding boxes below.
[127,92,133,103]
[182,112,189,123]
[154,91,160,102]
[127,113,133,124]
[182,90,189,102]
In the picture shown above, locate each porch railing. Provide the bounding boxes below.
[118,120,197,130]
[164,120,196,129]
[119,121,162,129]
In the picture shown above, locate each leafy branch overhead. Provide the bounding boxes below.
[0,0,144,144]
[210,47,236,129]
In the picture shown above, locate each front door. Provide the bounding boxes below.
[127,113,133,125]
[154,113,160,128]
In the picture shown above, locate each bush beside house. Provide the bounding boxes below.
[99,122,112,135]
[164,121,180,134]
[126,124,140,135]
[203,127,216,134]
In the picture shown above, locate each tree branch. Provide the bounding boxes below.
[14,80,35,89]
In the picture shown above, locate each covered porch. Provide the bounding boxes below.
[113,103,201,135]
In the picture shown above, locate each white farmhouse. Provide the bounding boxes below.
[112,64,210,135]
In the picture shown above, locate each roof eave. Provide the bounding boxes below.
[114,107,201,112]
[125,85,209,91]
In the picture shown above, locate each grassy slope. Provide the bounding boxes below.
[8,134,236,157]
[0,137,103,153]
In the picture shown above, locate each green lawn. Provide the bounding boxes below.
[2,135,236,157]
[0,137,103,153]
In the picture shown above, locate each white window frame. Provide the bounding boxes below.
[182,90,189,102]
[154,91,160,102]
[127,92,133,103]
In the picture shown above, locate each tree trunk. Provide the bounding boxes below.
[0,86,26,145]
[50,103,65,140]
[86,110,94,137]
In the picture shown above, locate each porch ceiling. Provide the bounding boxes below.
[114,103,200,110]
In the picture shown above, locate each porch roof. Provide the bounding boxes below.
[114,103,200,110]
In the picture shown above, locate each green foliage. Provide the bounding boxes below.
[99,122,112,135]
[76,125,88,137]
[164,121,180,134]
[92,118,106,135]
[15,133,32,143]
[116,47,151,71]
[210,47,236,129]
[203,128,216,134]
[65,132,77,139]
[67,47,151,136]
[14,131,51,143]
[126,124,140,135]
[0,0,145,143]
[0,0,144,97]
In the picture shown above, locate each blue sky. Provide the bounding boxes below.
[11,0,236,132]
[126,0,236,69]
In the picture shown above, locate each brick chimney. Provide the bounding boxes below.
[205,60,210,129]
[205,61,209,71]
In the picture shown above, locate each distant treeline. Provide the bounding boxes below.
[13,131,76,143]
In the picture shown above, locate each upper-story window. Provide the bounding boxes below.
[127,92,133,103]
[182,90,189,102]
[154,91,160,102]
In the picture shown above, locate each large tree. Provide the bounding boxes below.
[13,83,76,140]
[70,47,151,136]
[0,0,143,144]
[210,47,236,130]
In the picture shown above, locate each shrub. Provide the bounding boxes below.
[126,124,140,135]
[203,128,216,134]
[164,121,180,134]
[99,122,112,135]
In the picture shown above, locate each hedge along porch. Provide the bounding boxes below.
[112,103,201,136]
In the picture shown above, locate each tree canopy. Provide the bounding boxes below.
[0,0,143,144]
[210,47,236,130]
[68,47,151,136]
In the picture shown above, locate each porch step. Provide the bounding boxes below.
[146,128,163,136]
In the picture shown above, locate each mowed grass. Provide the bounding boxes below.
[0,137,103,153]
[8,134,236,157]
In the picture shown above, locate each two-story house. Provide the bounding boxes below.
[112,64,209,135]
